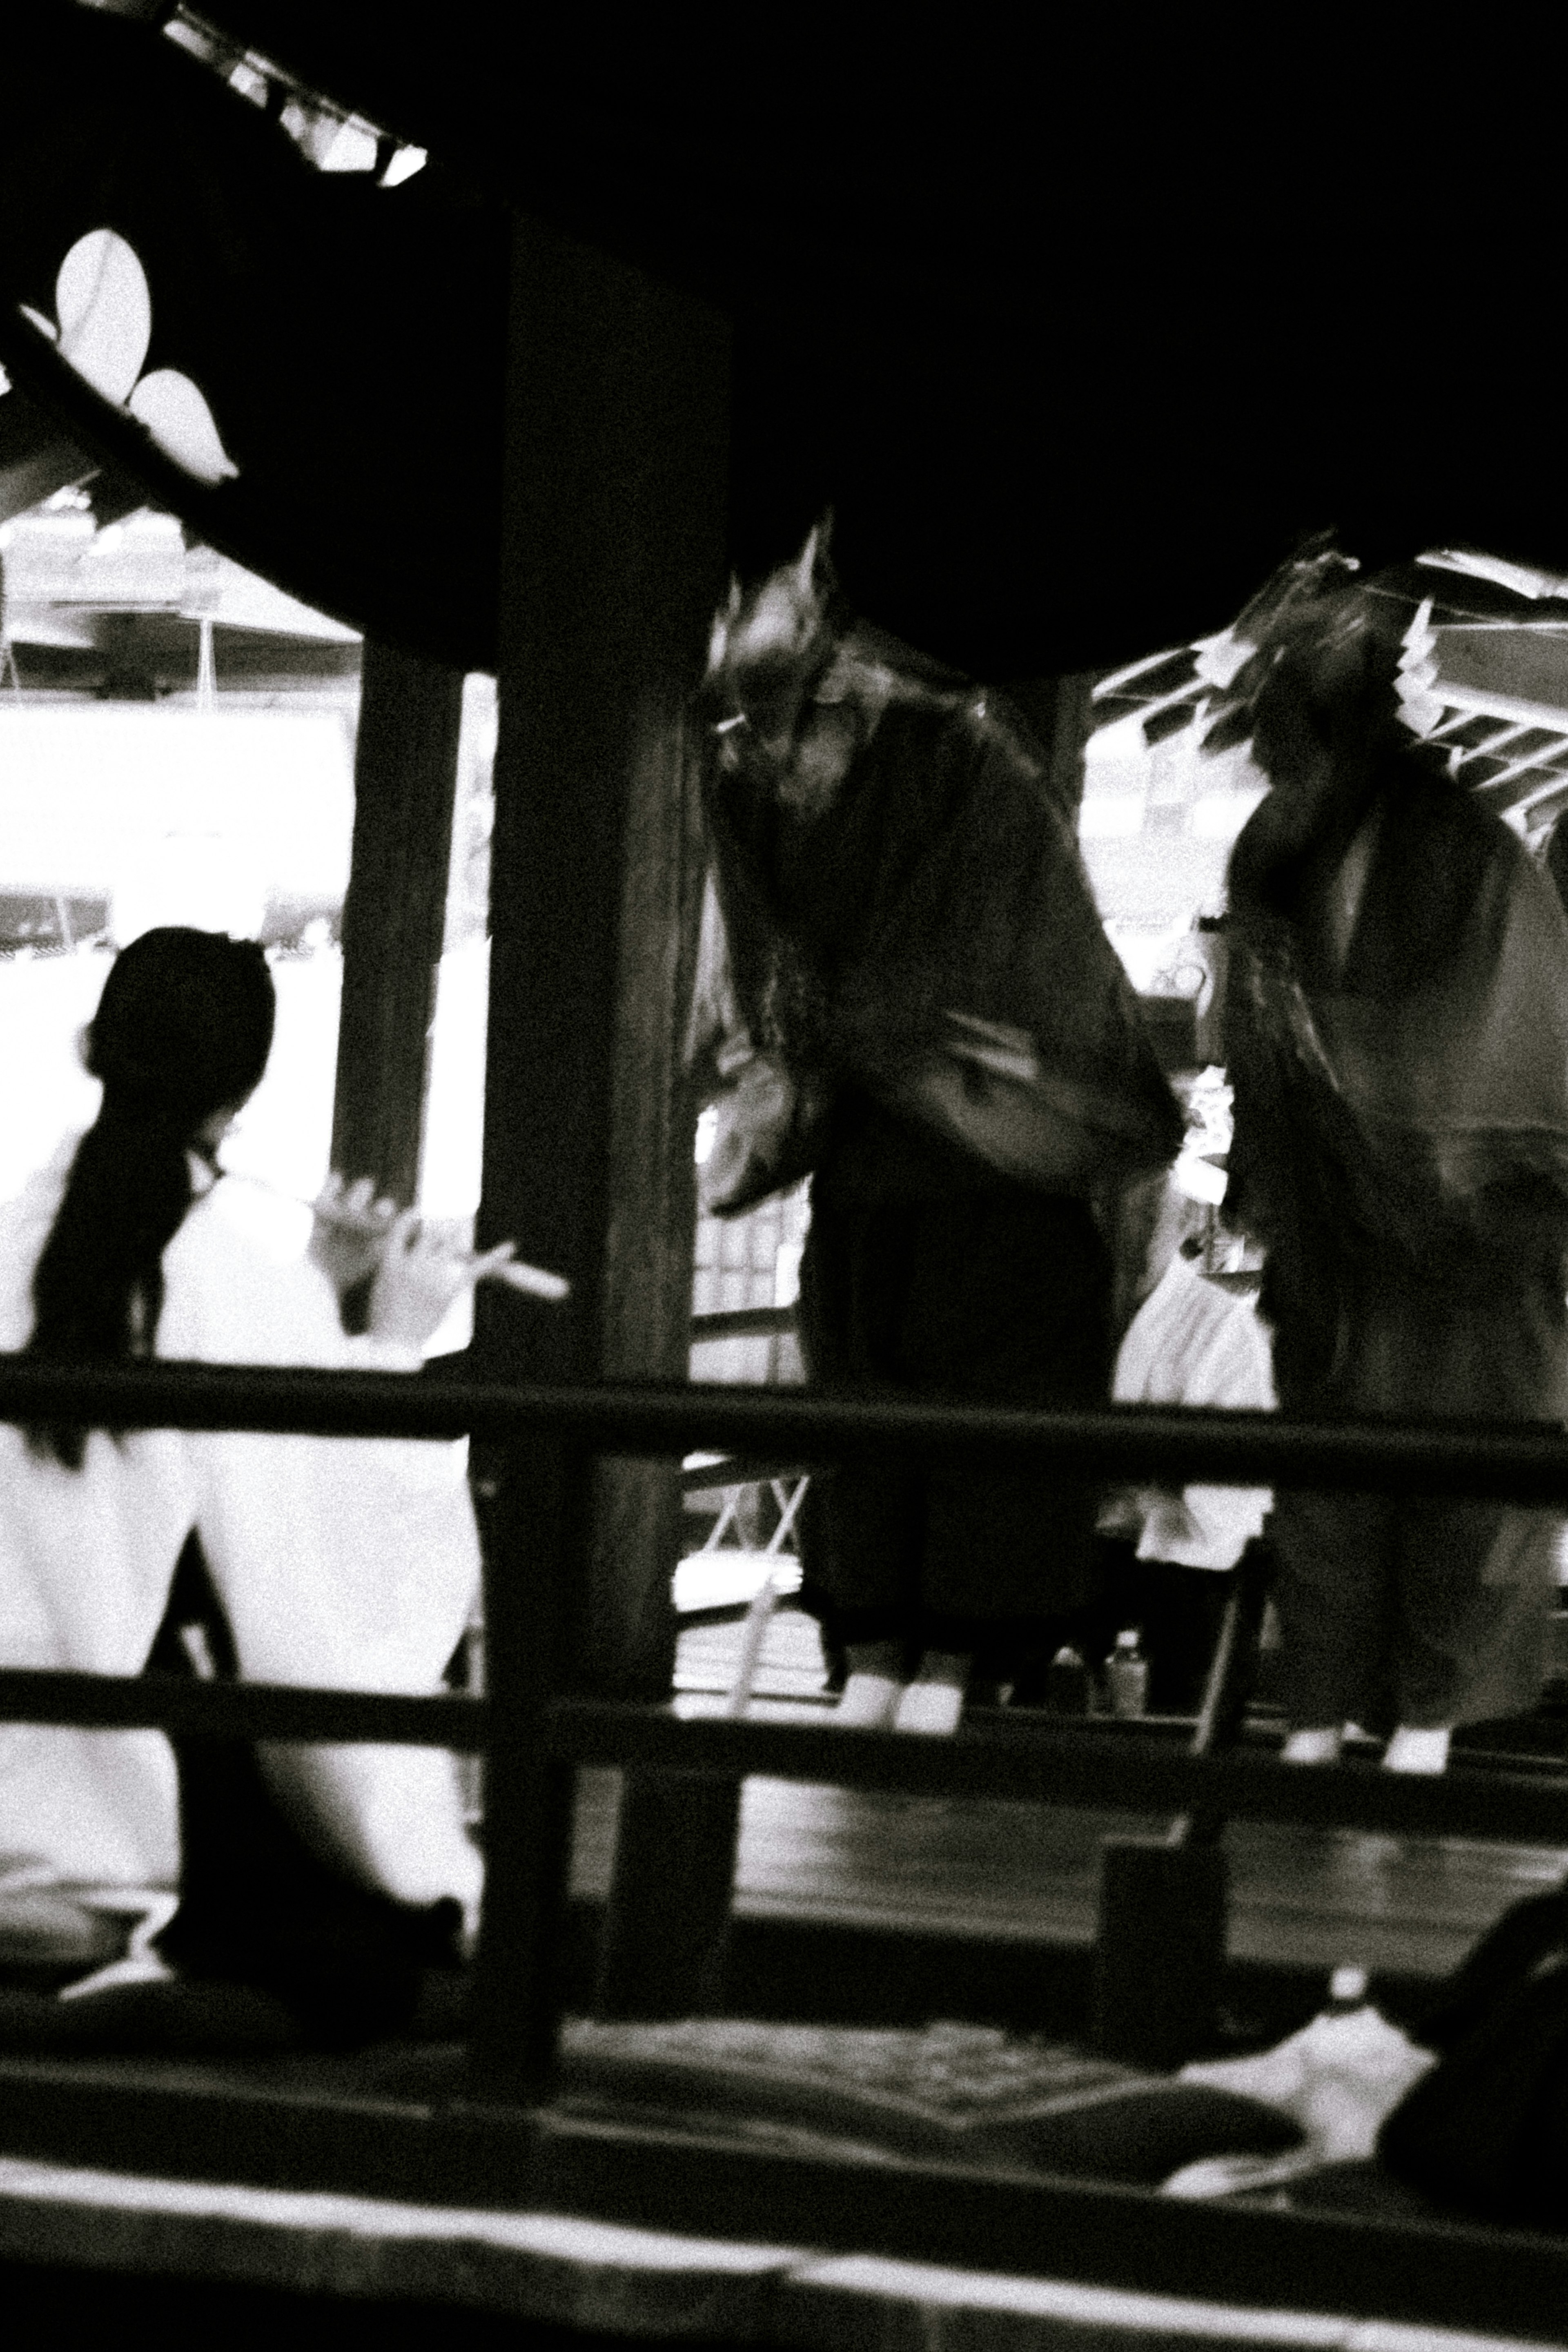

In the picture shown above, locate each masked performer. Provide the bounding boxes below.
[1203,550,1568,1773]
[0,929,509,2029]
[690,523,1182,1730]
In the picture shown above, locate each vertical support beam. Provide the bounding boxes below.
[588,705,712,1698]
[1091,1547,1271,2069]
[467,212,729,2094]
[1048,670,1097,826]
[468,1429,588,2097]
[1003,670,1096,826]
[330,640,465,1205]
[473,216,724,1409]
[1092,1837,1229,2069]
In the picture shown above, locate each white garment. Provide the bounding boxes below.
[1101,1250,1276,1571]
[0,1135,482,1921]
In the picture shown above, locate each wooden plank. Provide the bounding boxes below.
[573,1761,1565,1985]
[0,2176,796,2341]
[690,1306,797,1341]
[4,2133,1568,2349]
[12,1360,1568,1508]
[1,2067,1566,2342]
[330,639,464,1209]
[0,1667,479,1748]
[545,1701,1568,1843]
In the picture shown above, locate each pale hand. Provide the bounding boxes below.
[369,1209,518,1350]
[308,1174,400,1298]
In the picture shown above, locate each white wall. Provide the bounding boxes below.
[0,704,355,939]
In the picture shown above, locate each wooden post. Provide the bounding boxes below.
[330,639,465,1207]
[1003,670,1097,824]
[1092,1838,1230,2069]
[1090,1547,1272,2067]
[467,1428,589,2098]
[466,211,729,2092]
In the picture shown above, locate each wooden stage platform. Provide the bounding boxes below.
[603,1607,1568,1993]
[1,1602,1566,2345]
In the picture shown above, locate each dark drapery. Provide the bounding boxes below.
[7,7,1568,679]
[0,9,508,670]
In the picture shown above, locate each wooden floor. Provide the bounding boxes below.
[563,1604,1568,1987]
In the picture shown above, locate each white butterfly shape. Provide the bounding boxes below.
[20,227,240,487]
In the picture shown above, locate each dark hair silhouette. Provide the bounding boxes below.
[24,928,276,1468]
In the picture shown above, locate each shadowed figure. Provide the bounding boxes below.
[1205,548,1568,1770]
[688,522,1181,1728]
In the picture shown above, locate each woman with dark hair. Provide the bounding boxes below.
[0,928,503,1999]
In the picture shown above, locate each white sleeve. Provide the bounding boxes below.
[1138,1479,1271,1570]
[158,1195,483,1913]
[0,1165,191,1891]
[1192,1296,1278,1414]
[1162,1294,1274,1566]
[1114,1267,1275,1571]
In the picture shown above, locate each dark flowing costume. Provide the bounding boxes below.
[692,614,1181,1679]
[1220,593,1568,1733]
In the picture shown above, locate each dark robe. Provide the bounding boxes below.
[692,634,1180,1660]
[1225,735,1568,1730]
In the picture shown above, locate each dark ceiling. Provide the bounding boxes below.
[9,5,1564,678]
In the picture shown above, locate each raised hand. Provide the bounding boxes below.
[368,1210,519,1350]
[308,1173,399,1298]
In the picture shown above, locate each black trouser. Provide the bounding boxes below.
[1269,1261,1567,1733]
[147,1535,463,2047]
[796,1183,1114,1679]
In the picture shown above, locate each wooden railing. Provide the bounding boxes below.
[2,1355,1567,2065]
[4,1352,1568,2333]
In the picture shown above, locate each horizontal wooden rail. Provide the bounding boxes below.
[0,1668,485,1747]
[2,1666,1564,1843]
[546,1700,1568,1843]
[4,1354,1568,1501]
[690,1305,797,1340]
[2,1357,1567,1902]
[0,2069,1562,2347]
[681,1455,811,1493]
